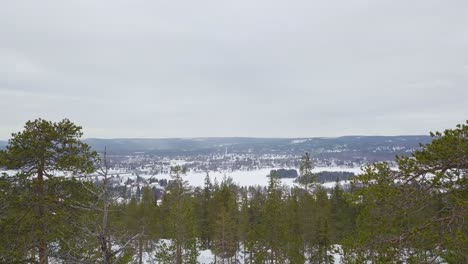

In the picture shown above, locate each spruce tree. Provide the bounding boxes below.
[298,152,318,191]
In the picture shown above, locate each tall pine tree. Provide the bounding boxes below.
[0,119,97,264]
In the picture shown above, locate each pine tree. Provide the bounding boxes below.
[310,187,333,264]
[212,177,238,263]
[329,179,355,243]
[0,119,97,264]
[199,172,213,249]
[238,190,250,262]
[157,166,198,264]
[262,173,287,263]
[299,187,315,258]
[285,188,305,263]
[242,187,265,263]
[346,121,468,263]
[134,186,159,264]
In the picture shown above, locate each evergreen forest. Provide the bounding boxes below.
[0,119,466,263]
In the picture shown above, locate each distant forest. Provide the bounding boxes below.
[270,169,354,183]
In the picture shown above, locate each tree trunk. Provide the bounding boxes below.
[99,234,112,264]
[138,235,143,264]
[37,169,48,264]
[176,242,182,264]
[101,190,112,264]
[242,246,245,263]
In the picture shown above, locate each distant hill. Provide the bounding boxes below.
[82,136,432,159]
[1,136,432,160]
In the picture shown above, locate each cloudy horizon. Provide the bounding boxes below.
[1,0,467,139]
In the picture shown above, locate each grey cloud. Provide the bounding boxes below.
[1,0,467,138]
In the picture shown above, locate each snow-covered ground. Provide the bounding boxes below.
[1,166,363,188]
[138,166,363,188]
[142,240,343,263]
[195,246,343,264]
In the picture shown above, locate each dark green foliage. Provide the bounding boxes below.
[0,118,97,175]
[157,165,198,264]
[1,119,465,263]
[344,121,468,263]
[297,152,319,191]
[329,180,356,243]
[0,119,98,263]
[315,171,355,183]
[269,169,298,178]
[196,172,214,249]
[262,174,288,263]
[284,189,305,263]
[211,177,239,262]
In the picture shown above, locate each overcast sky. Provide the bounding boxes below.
[1,0,467,139]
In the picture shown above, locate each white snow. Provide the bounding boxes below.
[0,166,363,188]
[198,249,215,263]
[290,138,311,144]
[145,166,363,188]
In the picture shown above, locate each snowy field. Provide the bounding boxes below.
[175,166,363,187]
[113,166,364,188]
[1,166,364,188]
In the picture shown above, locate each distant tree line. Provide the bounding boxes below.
[271,168,355,183]
[269,169,298,178]
[314,171,354,183]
